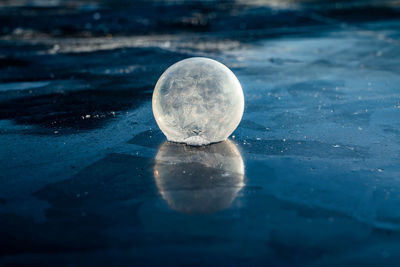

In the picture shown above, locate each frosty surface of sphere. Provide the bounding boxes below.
[152,57,244,146]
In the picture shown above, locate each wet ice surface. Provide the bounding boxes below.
[1,0,400,265]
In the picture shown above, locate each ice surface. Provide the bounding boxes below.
[152,57,244,146]
[2,0,400,265]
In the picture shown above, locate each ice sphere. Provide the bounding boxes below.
[152,57,244,146]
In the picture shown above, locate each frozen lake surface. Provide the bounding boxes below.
[0,1,400,265]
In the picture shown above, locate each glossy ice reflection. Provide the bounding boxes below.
[154,140,244,214]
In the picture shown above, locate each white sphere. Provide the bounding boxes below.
[152,57,244,146]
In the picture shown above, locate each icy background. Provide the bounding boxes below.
[0,0,400,265]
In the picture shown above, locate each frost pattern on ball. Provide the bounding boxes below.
[152,57,244,146]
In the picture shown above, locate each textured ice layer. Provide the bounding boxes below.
[152,57,244,146]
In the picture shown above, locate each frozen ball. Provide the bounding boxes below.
[152,57,244,146]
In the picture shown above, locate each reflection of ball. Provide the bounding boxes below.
[154,140,244,214]
[152,57,244,146]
